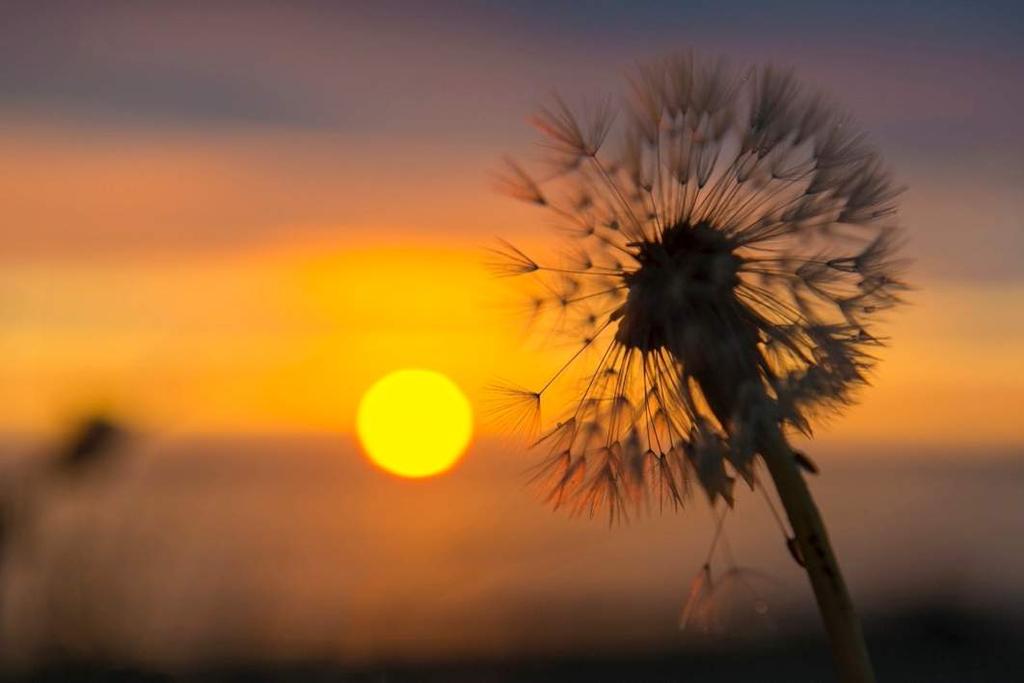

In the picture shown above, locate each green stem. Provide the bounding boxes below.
[760,427,876,683]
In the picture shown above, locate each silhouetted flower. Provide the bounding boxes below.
[54,414,126,475]
[494,53,906,522]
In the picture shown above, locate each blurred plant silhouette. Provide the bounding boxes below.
[52,415,126,476]
[0,413,128,651]
[492,51,907,682]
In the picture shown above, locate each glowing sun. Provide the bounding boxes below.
[356,369,473,478]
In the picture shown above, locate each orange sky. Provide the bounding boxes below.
[1,126,1022,446]
[2,2,1022,449]
[4,235,1023,447]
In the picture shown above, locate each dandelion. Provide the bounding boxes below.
[493,52,907,683]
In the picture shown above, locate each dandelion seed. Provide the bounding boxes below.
[485,239,540,277]
[484,380,542,436]
[492,50,906,682]
[493,156,547,205]
[531,94,616,162]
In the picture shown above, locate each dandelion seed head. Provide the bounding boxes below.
[494,52,907,520]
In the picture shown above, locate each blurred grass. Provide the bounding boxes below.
[1,434,1021,678]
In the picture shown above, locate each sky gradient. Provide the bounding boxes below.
[2,0,1023,446]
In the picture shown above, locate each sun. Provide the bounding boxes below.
[356,369,473,478]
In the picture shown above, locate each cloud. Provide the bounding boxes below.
[0,1,1021,283]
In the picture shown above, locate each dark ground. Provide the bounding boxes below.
[3,439,1022,681]
[7,608,1021,683]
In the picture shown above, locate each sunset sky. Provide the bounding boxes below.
[2,0,1023,447]
[3,4,1024,676]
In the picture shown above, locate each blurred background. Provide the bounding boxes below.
[1,1,1022,680]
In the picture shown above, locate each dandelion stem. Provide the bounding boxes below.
[759,427,875,683]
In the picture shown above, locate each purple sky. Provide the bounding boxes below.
[1,0,1021,279]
